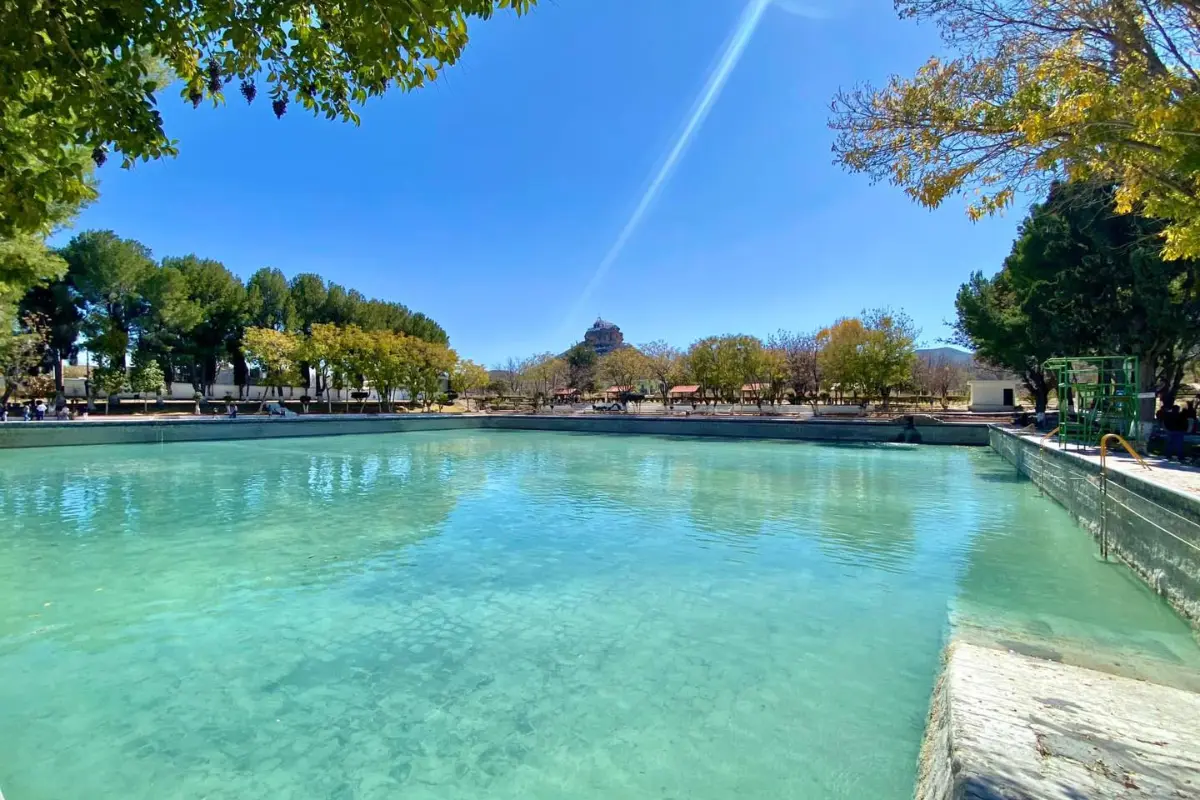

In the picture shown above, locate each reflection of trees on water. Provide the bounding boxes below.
[680,456,813,537]
[506,434,689,515]
[492,434,925,570]
[0,433,505,638]
[0,433,948,640]
[802,446,921,571]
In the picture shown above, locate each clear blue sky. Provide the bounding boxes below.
[59,0,1024,366]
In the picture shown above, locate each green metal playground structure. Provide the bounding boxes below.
[1043,356,1140,449]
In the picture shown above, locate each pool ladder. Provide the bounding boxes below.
[1096,434,1149,560]
[1038,429,1149,560]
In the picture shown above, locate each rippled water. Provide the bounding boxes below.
[1,431,1196,799]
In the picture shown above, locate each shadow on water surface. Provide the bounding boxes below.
[806,439,918,450]
[971,469,1028,484]
[499,431,928,571]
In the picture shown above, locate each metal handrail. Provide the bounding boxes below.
[1099,433,1150,471]
[1097,433,1148,559]
[1008,435,1198,564]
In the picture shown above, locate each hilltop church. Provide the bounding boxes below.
[582,318,625,355]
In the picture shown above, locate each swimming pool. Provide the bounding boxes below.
[1,431,1195,798]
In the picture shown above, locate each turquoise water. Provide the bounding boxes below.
[1,431,1197,799]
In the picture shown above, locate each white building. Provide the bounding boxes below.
[968,380,1022,412]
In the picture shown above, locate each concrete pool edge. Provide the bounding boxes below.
[990,427,1200,627]
[916,640,1200,800]
[0,413,993,448]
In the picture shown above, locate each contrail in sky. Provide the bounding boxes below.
[562,0,771,331]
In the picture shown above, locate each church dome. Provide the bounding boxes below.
[583,318,625,355]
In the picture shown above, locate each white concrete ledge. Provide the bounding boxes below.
[917,642,1200,800]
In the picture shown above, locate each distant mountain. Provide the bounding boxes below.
[916,346,975,367]
[917,346,1021,380]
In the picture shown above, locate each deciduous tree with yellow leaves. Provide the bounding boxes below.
[242,327,301,405]
[407,338,458,411]
[453,360,490,410]
[831,0,1200,258]
[819,318,869,403]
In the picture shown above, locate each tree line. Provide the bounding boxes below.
[1,229,455,407]
[953,182,1200,415]
[492,308,963,410]
[241,325,467,412]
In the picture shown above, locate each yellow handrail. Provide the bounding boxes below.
[1099,433,1150,471]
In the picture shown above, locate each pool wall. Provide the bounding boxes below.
[491,414,989,444]
[0,413,992,448]
[0,414,472,448]
[990,427,1200,625]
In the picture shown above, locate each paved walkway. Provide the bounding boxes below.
[918,642,1200,799]
[1018,431,1200,498]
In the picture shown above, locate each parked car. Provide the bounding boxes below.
[593,392,645,413]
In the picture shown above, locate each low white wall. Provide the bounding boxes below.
[814,405,867,417]
[60,378,403,403]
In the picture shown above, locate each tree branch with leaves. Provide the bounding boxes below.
[831,0,1200,258]
[0,0,538,239]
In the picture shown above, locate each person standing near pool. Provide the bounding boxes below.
[1163,404,1187,461]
